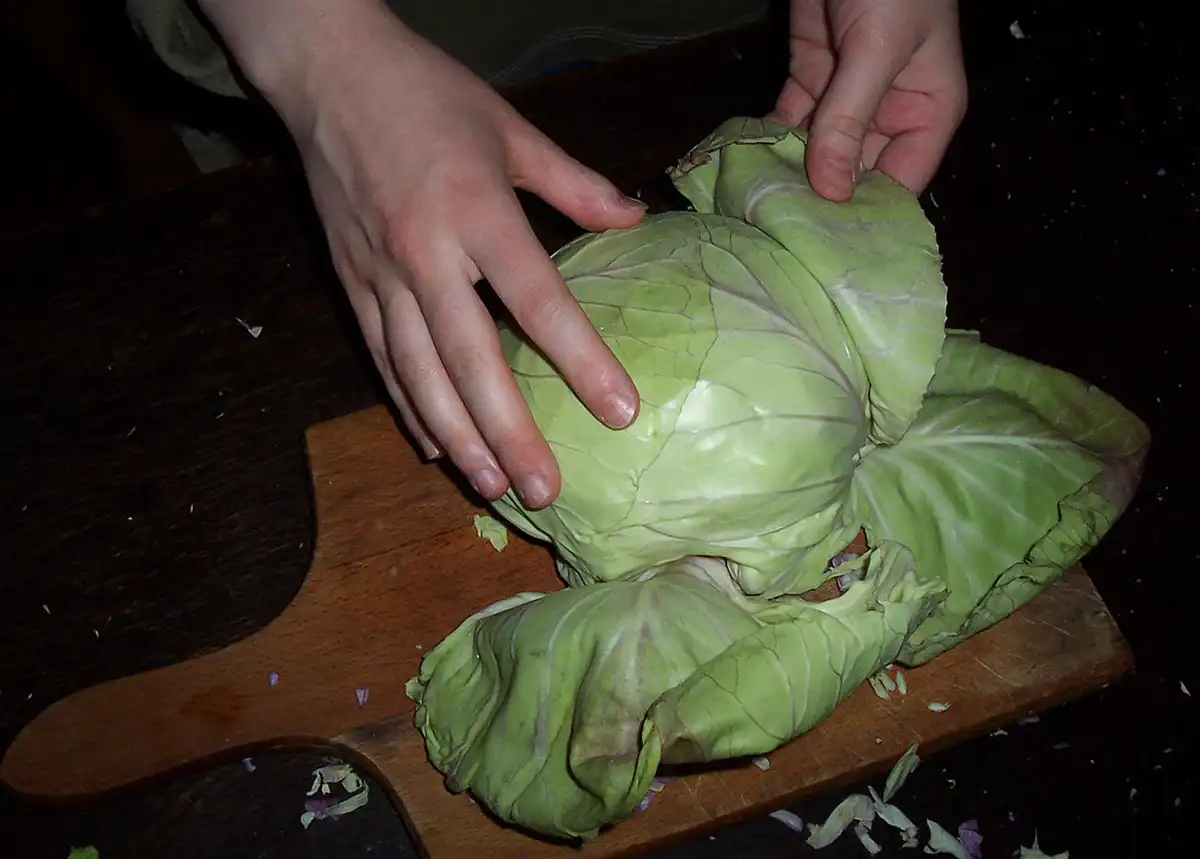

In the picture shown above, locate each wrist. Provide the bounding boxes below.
[195,0,394,115]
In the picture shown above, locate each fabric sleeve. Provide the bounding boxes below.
[125,0,247,98]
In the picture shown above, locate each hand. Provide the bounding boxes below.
[203,0,645,509]
[770,0,968,200]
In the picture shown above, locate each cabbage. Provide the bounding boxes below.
[495,211,870,596]
[406,548,944,839]
[493,118,947,596]
[406,119,1149,841]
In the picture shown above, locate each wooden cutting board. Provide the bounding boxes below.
[1,406,1133,858]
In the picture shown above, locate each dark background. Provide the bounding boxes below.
[1,1,1194,857]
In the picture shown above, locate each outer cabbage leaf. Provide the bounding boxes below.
[405,549,944,839]
[405,560,764,840]
[648,542,945,764]
[669,117,948,446]
[494,211,866,596]
[851,332,1150,664]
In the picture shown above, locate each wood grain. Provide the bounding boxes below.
[2,405,1132,858]
[1,406,522,798]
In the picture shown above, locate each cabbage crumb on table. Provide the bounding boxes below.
[403,117,1150,841]
[471,514,509,552]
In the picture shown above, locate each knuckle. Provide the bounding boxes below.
[406,357,444,392]
[372,274,415,327]
[508,279,569,331]
[422,157,497,217]
[443,342,494,390]
[439,168,492,207]
[378,177,497,289]
[820,114,870,149]
[379,209,428,273]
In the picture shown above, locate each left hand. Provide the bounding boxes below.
[770,0,968,201]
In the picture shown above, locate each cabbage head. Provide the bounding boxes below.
[493,119,948,596]
[406,118,1149,842]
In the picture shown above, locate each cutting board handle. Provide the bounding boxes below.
[0,407,504,798]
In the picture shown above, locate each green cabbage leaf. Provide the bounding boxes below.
[406,547,944,840]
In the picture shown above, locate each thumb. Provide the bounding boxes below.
[806,34,909,201]
[507,124,647,232]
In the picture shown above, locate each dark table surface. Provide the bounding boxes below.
[1,2,1194,857]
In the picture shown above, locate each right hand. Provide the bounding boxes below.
[770,0,967,201]
[218,0,646,508]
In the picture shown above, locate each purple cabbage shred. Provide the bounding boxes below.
[958,819,983,859]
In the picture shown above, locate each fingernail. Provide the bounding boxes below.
[820,158,855,201]
[471,467,506,499]
[602,392,637,428]
[418,438,443,460]
[620,194,648,211]
[519,474,553,509]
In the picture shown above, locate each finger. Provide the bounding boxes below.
[766,78,817,128]
[774,0,840,125]
[470,188,640,437]
[402,243,561,508]
[872,124,956,196]
[343,278,443,460]
[316,180,447,459]
[376,279,513,502]
[805,33,913,202]
[872,67,967,194]
[506,122,647,232]
[383,371,442,461]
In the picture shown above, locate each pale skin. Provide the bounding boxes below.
[197,0,966,509]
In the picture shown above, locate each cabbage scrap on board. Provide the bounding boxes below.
[405,118,1149,841]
